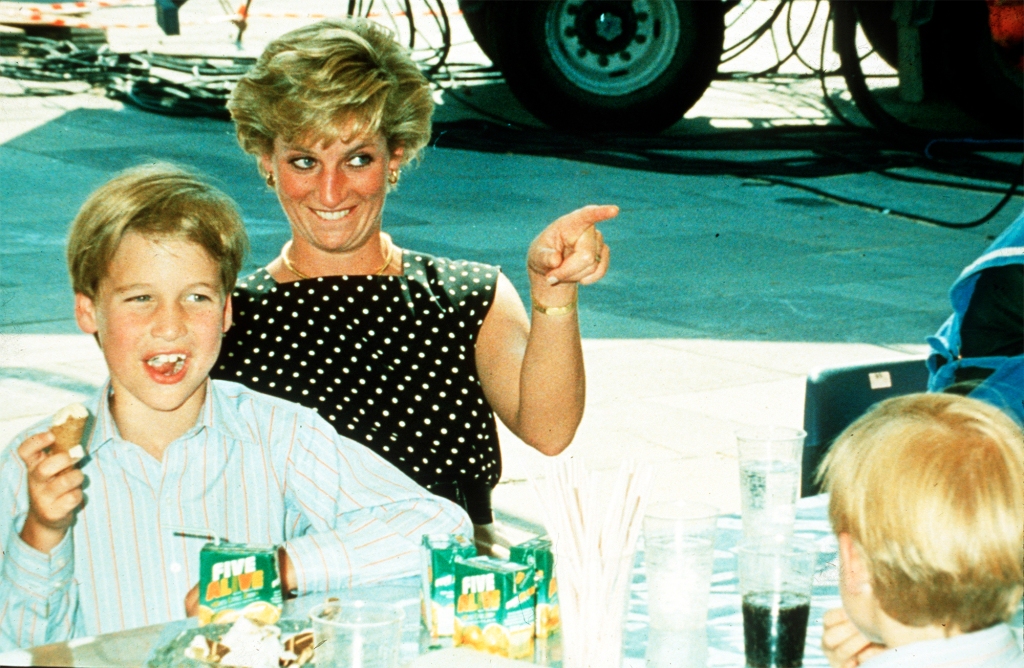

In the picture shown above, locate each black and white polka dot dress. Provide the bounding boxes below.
[212,251,502,524]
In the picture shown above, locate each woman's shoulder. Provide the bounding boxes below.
[403,250,501,284]
[234,266,277,295]
[403,250,502,312]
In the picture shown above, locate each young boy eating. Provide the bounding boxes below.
[0,164,470,651]
[818,393,1024,668]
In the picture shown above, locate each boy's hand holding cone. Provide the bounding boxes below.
[50,402,88,460]
[17,403,89,554]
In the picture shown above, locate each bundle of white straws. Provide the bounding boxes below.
[534,458,654,668]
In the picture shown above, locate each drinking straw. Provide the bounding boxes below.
[534,459,653,668]
[168,525,229,545]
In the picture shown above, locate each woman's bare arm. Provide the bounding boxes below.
[476,205,616,454]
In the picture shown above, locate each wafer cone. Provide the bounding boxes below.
[51,403,88,460]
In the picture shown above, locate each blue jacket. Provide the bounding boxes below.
[927,211,1024,426]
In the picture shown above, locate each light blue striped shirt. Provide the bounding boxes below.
[0,379,471,651]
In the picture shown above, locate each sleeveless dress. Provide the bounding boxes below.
[212,251,503,523]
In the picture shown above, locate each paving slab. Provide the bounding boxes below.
[652,339,928,376]
[648,377,809,431]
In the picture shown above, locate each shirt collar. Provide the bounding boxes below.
[86,378,217,456]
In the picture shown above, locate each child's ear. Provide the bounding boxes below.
[838,532,872,596]
[75,293,99,335]
[222,294,233,333]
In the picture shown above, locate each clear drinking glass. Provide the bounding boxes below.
[736,427,806,542]
[643,501,719,668]
[309,600,404,668]
[737,537,818,668]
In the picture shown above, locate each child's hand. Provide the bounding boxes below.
[185,584,200,617]
[822,607,886,668]
[18,430,85,554]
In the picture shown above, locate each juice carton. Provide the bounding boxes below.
[453,556,536,659]
[197,542,282,626]
[510,536,560,638]
[421,533,477,637]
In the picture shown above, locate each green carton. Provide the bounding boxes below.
[197,542,282,626]
[510,536,560,638]
[420,533,477,637]
[454,555,536,659]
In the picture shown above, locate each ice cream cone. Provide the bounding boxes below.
[51,403,88,460]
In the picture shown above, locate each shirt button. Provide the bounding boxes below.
[170,562,182,574]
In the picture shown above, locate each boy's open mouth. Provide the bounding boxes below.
[147,353,187,377]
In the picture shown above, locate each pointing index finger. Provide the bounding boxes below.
[555,204,619,240]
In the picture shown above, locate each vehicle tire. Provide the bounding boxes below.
[488,0,725,133]
[833,1,910,139]
[834,1,968,142]
[836,1,1022,138]
[459,0,502,66]
[853,0,898,69]
[933,0,1023,136]
[852,0,947,94]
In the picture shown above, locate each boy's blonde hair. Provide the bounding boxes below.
[67,163,248,299]
[819,393,1024,632]
[228,18,432,171]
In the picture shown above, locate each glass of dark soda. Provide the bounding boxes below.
[737,537,817,668]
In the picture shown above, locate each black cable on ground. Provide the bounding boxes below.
[741,0,823,78]
[786,0,824,73]
[813,146,1023,195]
[430,118,1023,231]
[817,6,860,129]
[748,159,1023,229]
[721,0,788,64]
[431,118,1022,183]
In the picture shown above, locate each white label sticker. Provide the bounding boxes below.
[869,371,892,390]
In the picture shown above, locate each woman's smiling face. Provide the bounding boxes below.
[261,127,404,257]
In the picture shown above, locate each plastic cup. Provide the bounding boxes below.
[646,628,708,668]
[642,501,719,668]
[559,546,636,668]
[736,427,806,542]
[309,600,404,668]
[737,537,818,668]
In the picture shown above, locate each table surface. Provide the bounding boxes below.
[2,495,1021,667]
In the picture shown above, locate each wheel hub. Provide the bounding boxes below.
[546,0,681,96]
[574,2,638,55]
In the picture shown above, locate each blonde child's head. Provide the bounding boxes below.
[66,163,249,427]
[67,163,248,299]
[819,392,1024,632]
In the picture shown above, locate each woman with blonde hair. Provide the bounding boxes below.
[214,18,615,548]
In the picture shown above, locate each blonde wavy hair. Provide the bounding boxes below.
[67,163,248,299]
[228,18,433,172]
[818,393,1024,632]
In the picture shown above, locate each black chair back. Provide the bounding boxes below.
[801,358,930,497]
